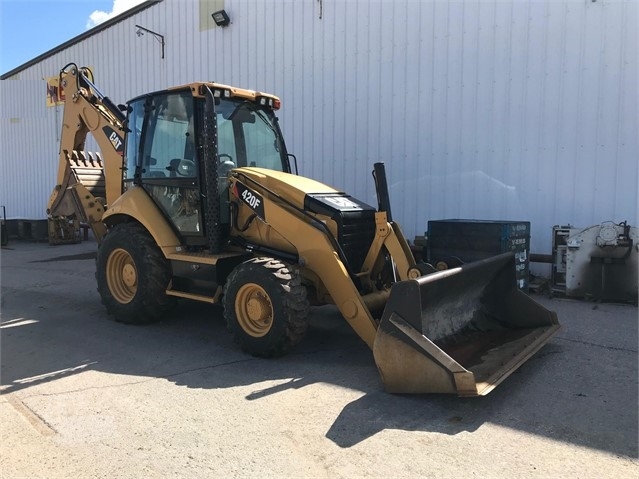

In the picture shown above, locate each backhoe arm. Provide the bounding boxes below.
[47,64,127,243]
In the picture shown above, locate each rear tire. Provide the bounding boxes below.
[96,222,175,324]
[223,257,309,357]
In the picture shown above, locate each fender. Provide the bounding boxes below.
[102,186,180,255]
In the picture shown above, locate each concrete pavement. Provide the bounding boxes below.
[1,240,637,478]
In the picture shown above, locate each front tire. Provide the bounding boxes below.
[96,222,175,324]
[223,257,309,357]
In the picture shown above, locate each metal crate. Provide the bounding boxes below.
[426,219,530,291]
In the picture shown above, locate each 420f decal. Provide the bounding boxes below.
[235,182,265,220]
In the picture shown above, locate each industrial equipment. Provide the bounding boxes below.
[552,222,638,303]
[47,63,559,395]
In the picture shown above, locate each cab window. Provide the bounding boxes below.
[142,91,196,179]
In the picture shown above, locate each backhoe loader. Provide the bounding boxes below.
[48,64,559,396]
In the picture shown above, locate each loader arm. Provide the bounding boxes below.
[360,212,421,282]
[47,64,127,243]
[227,169,446,348]
[229,172,381,347]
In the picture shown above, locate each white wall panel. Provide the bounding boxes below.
[1,0,636,275]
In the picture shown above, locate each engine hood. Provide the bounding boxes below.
[231,167,341,209]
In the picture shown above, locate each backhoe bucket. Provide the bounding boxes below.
[373,252,559,396]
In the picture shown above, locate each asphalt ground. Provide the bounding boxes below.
[1,240,638,478]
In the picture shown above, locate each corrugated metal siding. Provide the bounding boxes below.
[0,0,636,268]
[0,78,56,220]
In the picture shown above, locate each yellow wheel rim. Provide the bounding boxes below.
[106,248,137,304]
[235,283,273,338]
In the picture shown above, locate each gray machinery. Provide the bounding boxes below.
[552,221,638,303]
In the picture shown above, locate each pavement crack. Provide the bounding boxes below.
[161,357,258,380]
[18,357,260,399]
[556,336,638,353]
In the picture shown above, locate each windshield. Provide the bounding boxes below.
[215,98,287,172]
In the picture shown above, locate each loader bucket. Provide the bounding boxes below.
[373,252,559,396]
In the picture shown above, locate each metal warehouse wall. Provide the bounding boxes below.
[1,0,636,269]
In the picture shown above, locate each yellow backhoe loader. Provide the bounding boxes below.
[47,64,559,396]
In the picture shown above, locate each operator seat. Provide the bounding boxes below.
[169,158,181,178]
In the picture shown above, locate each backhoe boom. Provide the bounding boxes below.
[47,64,126,243]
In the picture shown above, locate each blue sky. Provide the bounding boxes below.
[0,0,144,74]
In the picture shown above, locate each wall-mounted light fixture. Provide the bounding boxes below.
[212,9,230,27]
[135,25,165,59]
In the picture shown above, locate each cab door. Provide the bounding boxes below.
[137,90,204,241]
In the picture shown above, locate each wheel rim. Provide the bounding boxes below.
[106,248,137,304]
[235,283,273,337]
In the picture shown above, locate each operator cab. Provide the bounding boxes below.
[123,85,290,246]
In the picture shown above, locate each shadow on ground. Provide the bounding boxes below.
[1,254,637,457]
